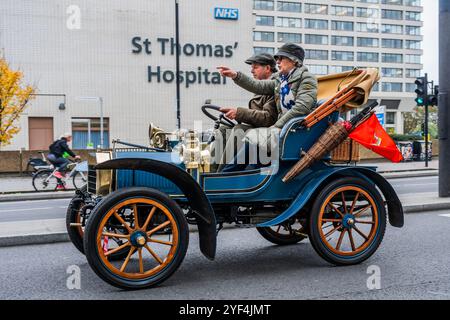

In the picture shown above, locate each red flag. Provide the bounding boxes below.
[349,114,403,163]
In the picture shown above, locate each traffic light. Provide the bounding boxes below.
[415,76,428,106]
[429,85,439,106]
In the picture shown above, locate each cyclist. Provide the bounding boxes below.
[47,133,80,184]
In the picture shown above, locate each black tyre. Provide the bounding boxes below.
[66,186,87,254]
[308,177,386,266]
[66,186,130,260]
[256,222,307,246]
[32,170,58,192]
[84,187,189,290]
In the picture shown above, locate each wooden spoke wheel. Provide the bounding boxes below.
[66,186,88,254]
[84,187,188,290]
[256,220,307,245]
[309,177,386,266]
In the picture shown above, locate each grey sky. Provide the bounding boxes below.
[423,0,439,83]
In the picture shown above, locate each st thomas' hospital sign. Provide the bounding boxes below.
[131,36,239,88]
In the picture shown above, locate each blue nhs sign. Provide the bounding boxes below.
[214,7,239,20]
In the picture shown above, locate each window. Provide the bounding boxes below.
[405,11,421,21]
[333,36,354,46]
[405,40,421,50]
[254,0,274,10]
[356,22,379,33]
[329,65,355,74]
[254,31,275,42]
[382,82,403,92]
[277,1,301,13]
[405,0,421,6]
[382,39,403,49]
[382,9,403,20]
[405,54,421,64]
[254,47,275,54]
[382,68,403,78]
[331,5,354,17]
[357,52,379,62]
[406,69,421,78]
[386,112,396,125]
[382,0,403,5]
[357,0,380,3]
[356,7,379,18]
[332,51,354,61]
[305,49,328,60]
[304,19,328,29]
[357,37,379,47]
[332,21,354,31]
[405,83,416,92]
[305,34,329,45]
[304,3,328,15]
[309,65,328,75]
[405,25,421,35]
[382,24,403,34]
[72,118,110,149]
[382,53,403,63]
[255,15,274,26]
[277,17,301,28]
[278,32,302,43]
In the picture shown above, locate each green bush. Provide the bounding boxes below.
[390,134,422,142]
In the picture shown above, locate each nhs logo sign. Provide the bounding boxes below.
[214,7,239,20]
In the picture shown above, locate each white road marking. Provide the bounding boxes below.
[439,214,450,218]
[0,199,70,206]
[0,207,56,213]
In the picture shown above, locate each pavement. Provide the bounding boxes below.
[0,158,447,248]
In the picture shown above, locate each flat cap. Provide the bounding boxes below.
[274,43,305,64]
[245,53,276,68]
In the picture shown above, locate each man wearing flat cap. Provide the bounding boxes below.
[214,52,279,171]
[218,43,317,129]
[217,43,318,171]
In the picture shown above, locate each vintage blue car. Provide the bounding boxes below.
[66,69,403,290]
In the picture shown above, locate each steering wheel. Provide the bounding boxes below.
[201,104,237,128]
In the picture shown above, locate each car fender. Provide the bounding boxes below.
[258,166,404,228]
[95,158,217,260]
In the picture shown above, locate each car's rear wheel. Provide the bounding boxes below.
[308,177,386,266]
[84,187,189,290]
[256,220,307,245]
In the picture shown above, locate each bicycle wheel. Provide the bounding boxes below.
[32,170,58,192]
[72,171,87,190]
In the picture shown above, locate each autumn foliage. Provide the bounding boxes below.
[0,57,35,148]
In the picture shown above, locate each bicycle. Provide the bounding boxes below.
[32,158,88,192]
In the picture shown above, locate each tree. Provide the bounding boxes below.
[0,58,36,149]
[403,105,438,138]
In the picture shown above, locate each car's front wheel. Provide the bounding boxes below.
[84,187,189,290]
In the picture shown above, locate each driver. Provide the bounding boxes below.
[217,43,318,172]
[214,53,278,172]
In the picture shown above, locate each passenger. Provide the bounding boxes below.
[214,53,278,172]
[217,43,318,172]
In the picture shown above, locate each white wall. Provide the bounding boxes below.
[0,0,254,150]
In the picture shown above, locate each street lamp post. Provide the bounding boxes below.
[175,0,181,130]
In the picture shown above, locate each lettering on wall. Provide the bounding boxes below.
[131,37,239,87]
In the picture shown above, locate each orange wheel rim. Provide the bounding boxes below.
[318,186,378,256]
[75,209,84,238]
[96,198,179,280]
